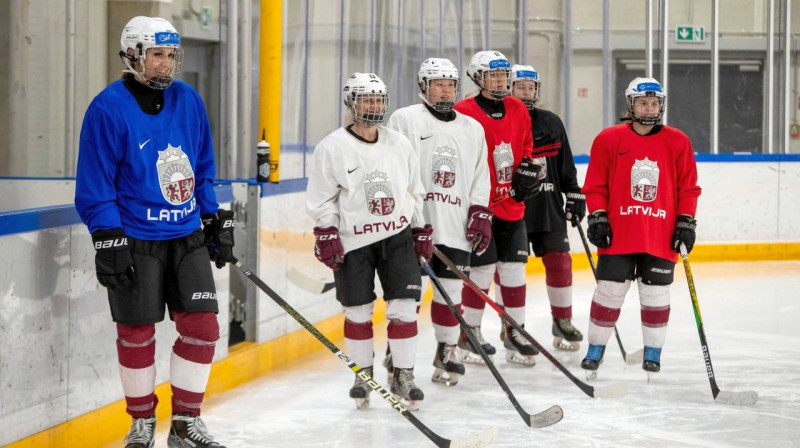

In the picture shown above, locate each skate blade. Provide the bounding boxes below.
[505,350,536,366]
[353,396,370,409]
[553,337,581,351]
[431,369,461,386]
[393,393,421,411]
[646,371,658,383]
[585,369,599,380]
[459,349,489,365]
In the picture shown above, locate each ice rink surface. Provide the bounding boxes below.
[117,260,800,447]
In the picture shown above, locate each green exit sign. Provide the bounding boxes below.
[676,26,705,43]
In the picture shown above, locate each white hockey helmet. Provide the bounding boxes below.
[417,58,459,113]
[467,50,511,99]
[625,77,666,125]
[119,16,184,90]
[510,64,541,109]
[343,72,389,126]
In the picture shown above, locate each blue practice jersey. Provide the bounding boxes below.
[75,80,218,240]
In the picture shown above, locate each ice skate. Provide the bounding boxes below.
[431,342,465,386]
[643,346,662,382]
[167,413,226,448]
[501,324,538,366]
[581,344,605,379]
[123,416,156,448]
[391,367,424,411]
[552,318,583,351]
[349,366,374,409]
[457,325,496,364]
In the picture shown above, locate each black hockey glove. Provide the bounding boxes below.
[510,158,542,202]
[565,191,587,226]
[672,215,697,254]
[202,209,236,269]
[587,211,612,248]
[92,228,135,290]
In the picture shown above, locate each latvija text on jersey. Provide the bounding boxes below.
[146,198,197,221]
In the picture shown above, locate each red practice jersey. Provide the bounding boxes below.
[583,123,701,262]
[454,96,533,221]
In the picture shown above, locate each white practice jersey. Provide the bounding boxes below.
[306,125,426,254]
[387,104,490,252]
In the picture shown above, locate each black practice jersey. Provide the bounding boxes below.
[523,107,581,233]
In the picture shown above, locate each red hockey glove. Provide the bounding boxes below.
[412,225,434,262]
[466,205,493,255]
[313,226,344,271]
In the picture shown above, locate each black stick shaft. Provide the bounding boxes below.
[433,248,610,399]
[573,217,635,363]
[231,259,456,447]
[422,261,561,428]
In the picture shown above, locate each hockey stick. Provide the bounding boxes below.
[421,260,564,428]
[432,248,626,399]
[679,244,758,406]
[286,266,335,294]
[573,217,644,366]
[231,258,499,447]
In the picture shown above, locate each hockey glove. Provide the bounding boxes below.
[565,191,587,226]
[587,211,612,248]
[510,158,542,202]
[202,209,236,269]
[412,225,434,263]
[672,215,697,254]
[92,228,135,290]
[313,226,344,271]
[466,205,493,255]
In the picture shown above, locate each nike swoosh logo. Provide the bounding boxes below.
[619,151,630,156]
[139,139,151,150]
[420,135,433,140]
[347,167,359,174]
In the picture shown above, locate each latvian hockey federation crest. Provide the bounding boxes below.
[493,141,514,183]
[364,170,395,216]
[157,144,195,205]
[431,145,457,188]
[631,157,659,202]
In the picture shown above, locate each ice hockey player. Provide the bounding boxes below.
[580,77,701,378]
[75,16,230,448]
[509,64,585,351]
[453,51,542,366]
[387,58,491,386]
[306,72,430,410]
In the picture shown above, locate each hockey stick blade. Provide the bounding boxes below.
[680,244,759,407]
[447,427,499,448]
[715,390,758,406]
[574,218,642,366]
[615,329,643,366]
[287,266,335,294]
[433,247,627,400]
[421,260,563,428]
[231,259,497,447]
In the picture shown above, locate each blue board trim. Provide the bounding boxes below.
[572,153,800,164]
[0,184,235,236]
